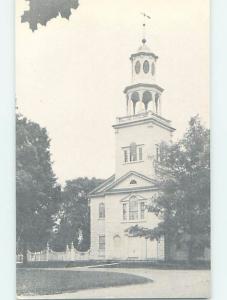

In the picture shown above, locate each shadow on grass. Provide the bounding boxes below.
[16,259,210,270]
[17,269,152,296]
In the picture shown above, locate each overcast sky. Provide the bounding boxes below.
[16,0,209,184]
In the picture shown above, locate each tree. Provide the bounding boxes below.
[50,177,104,252]
[16,113,61,263]
[21,0,79,32]
[127,116,210,262]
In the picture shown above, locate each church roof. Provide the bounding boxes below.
[130,40,158,61]
[89,171,158,198]
[137,40,151,52]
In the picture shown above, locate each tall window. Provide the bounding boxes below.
[140,202,145,219]
[138,147,143,161]
[123,144,143,163]
[155,144,160,161]
[99,203,105,219]
[130,143,137,162]
[124,150,128,163]
[129,197,138,220]
[99,235,105,250]
[123,203,127,220]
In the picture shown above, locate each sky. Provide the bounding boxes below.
[16,0,209,184]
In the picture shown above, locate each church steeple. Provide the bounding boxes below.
[113,26,175,180]
[123,28,164,116]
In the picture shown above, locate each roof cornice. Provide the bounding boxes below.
[113,114,176,132]
[89,186,158,198]
[130,52,158,60]
[123,83,164,94]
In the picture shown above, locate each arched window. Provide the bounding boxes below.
[130,179,137,185]
[129,196,138,220]
[99,203,105,219]
[151,62,155,75]
[135,61,141,74]
[143,60,150,73]
[131,92,140,115]
[142,91,152,110]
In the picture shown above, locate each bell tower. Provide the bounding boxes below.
[125,32,163,116]
[113,28,175,180]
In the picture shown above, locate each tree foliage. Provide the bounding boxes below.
[50,177,104,252]
[127,116,210,262]
[16,114,61,263]
[21,0,79,32]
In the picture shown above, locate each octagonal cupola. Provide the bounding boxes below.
[124,38,164,116]
[130,38,158,85]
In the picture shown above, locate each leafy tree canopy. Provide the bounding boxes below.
[127,116,210,262]
[21,0,79,31]
[50,177,104,252]
[16,113,61,262]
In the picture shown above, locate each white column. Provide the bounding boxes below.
[152,92,156,112]
[126,94,129,115]
[159,95,162,115]
[147,92,153,111]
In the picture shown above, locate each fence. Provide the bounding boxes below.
[17,244,91,262]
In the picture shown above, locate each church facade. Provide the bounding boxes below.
[89,37,175,260]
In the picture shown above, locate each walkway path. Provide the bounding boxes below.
[18,266,210,299]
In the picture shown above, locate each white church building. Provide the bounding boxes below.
[89,36,175,260]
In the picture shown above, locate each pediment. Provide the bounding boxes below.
[102,171,156,192]
[120,193,147,203]
[90,171,157,197]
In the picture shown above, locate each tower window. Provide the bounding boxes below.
[138,147,143,161]
[131,92,140,115]
[142,91,152,111]
[151,62,155,75]
[130,142,137,161]
[124,150,128,163]
[155,144,160,161]
[123,144,143,163]
[135,60,141,74]
[143,60,150,73]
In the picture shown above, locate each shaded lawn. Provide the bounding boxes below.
[94,261,211,270]
[16,260,108,269]
[16,259,210,270]
[17,269,151,295]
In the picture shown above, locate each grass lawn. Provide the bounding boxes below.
[16,260,107,269]
[16,259,210,270]
[17,269,151,295]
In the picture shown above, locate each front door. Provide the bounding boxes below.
[127,236,140,259]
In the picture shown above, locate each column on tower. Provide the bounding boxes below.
[159,94,162,115]
[152,92,155,113]
[147,92,153,111]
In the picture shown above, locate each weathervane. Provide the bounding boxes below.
[141,12,151,44]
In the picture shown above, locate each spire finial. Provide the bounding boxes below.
[141,12,151,44]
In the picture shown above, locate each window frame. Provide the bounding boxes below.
[99,202,105,219]
[99,235,105,250]
[140,202,145,219]
[129,197,139,220]
[123,203,127,220]
[122,144,144,164]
